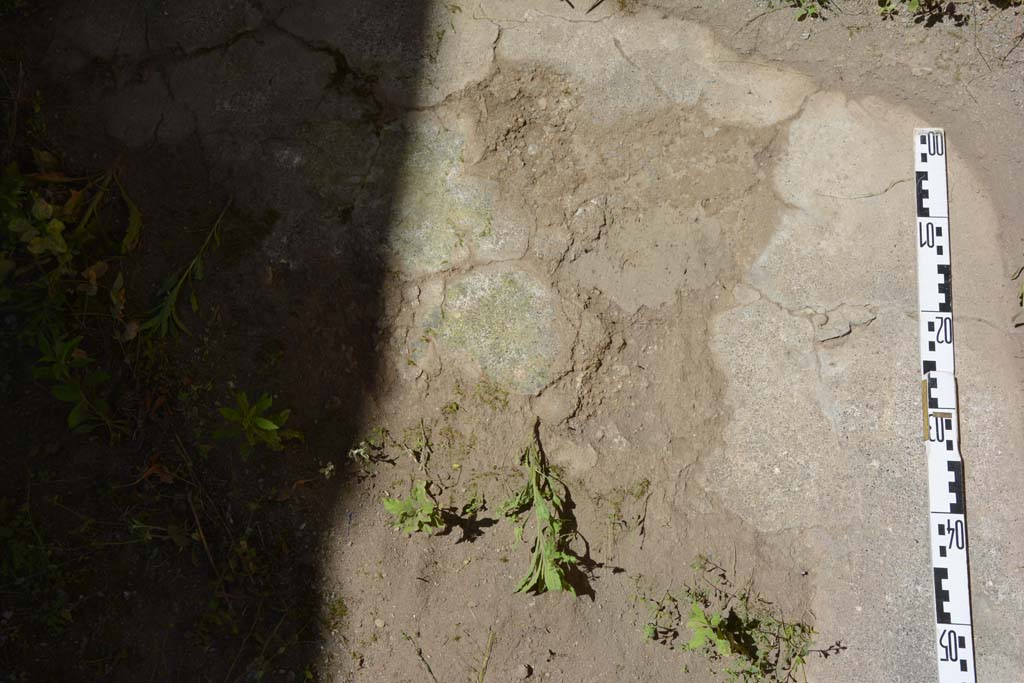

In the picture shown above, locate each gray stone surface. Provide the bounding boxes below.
[712,90,1024,681]
[166,31,335,134]
[277,0,496,106]
[46,1,1021,679]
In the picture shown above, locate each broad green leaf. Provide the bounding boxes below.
[687,630,709,650]
[27,236,47,254]
[45,218,65,236]
[7,217,30,233]
[253,393,273,413]
[219,407,240,420]
[51,383,82,403]
[253,417,279,431]
[67,401,89,429]
[543,562,563,592]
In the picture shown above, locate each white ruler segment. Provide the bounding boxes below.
[915,129,977,683]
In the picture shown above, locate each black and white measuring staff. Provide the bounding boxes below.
[915,129,977,683]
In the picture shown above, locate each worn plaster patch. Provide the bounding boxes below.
[436,266,569,394]
[491,6,814,126]
[385,120,528,277]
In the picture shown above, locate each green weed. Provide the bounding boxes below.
[346,427,396,474]
[33,332,125,437]
[324,596,348,628]
[500,426,583,595]
[383,480,444,535]
[0,498,77,634]
[768,0,829,20]
[0,160,144,439]
[141,202,227,337]
[0,164,137,343]
[639,555,844,682]
[874,0,976,20]
[215,390,302,458]
[400,420,433,470]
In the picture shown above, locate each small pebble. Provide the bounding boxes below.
[515,663,532,679]
[374,618,386,629]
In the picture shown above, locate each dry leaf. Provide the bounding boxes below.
[61,190,85,220]
[122,320,141,341]
[79,261,109,296]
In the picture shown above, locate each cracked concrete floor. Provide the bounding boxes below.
[35,0,1024,680]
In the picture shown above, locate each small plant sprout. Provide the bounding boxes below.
[140,201,227,337]
[346,427,396,475]
[383,480,444,535]
[215,391,302,458]
[500,425,583,596]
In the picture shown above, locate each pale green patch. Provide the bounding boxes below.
[389,122,494,275]
[439,268,558,394]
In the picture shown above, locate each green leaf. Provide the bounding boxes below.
[382,480,443,534]
[26,236,46,254]
[31,197,53,221]
[506,431,583,596]
[543,562,563,592]
[67,401,89,429]
[253,393,273,413]
[118,181,143,253]
[219,407,240,421]
[687,630,709,650]
[51,383,82,403]
[383,497,413,517]
[253,417,279,431]
[45,218,65,237]
[7,217,30,233]
[279,428,303,443]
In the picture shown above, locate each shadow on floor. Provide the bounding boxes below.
[0,1,430,679]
